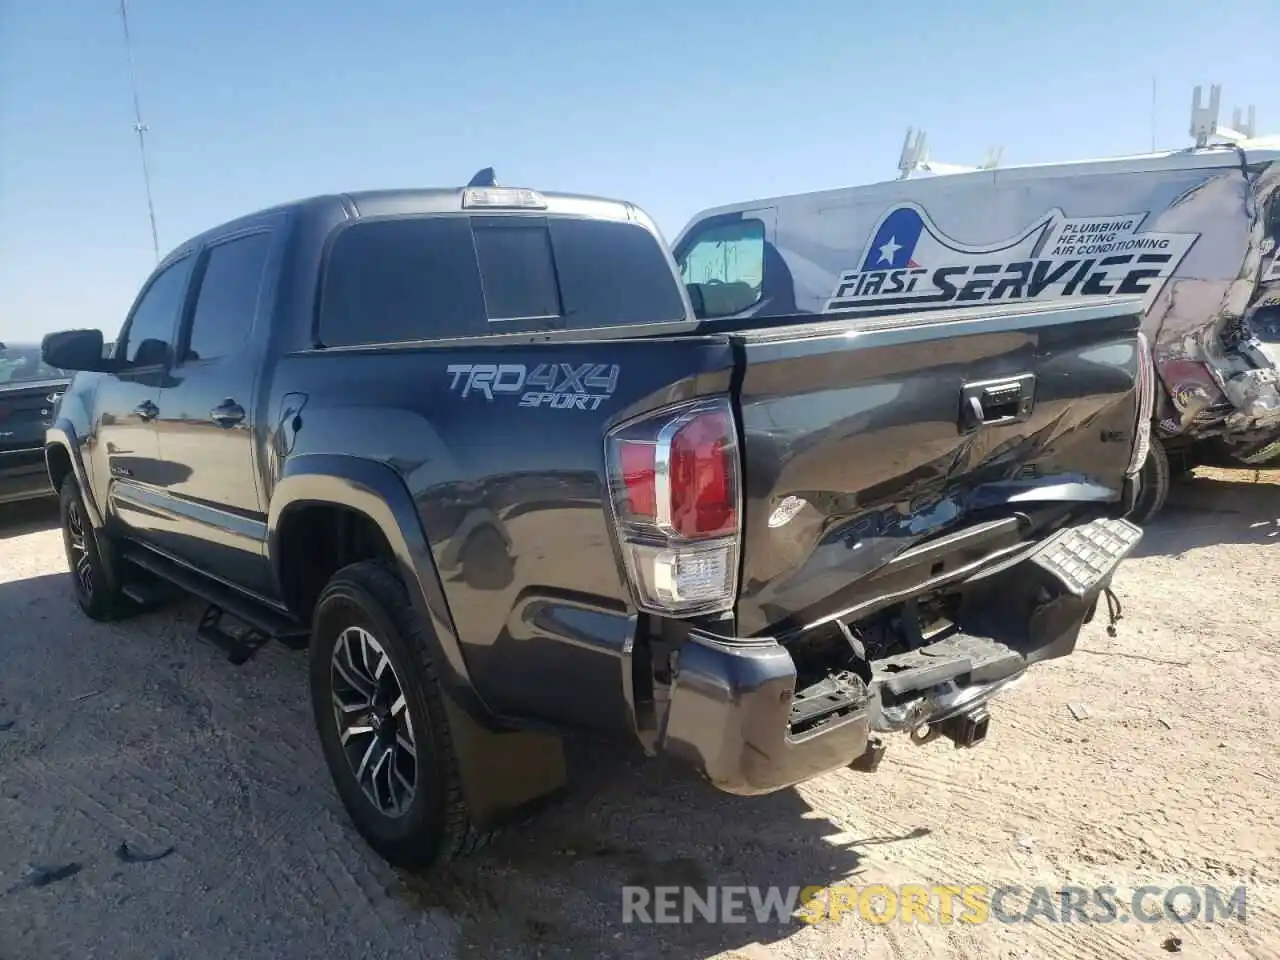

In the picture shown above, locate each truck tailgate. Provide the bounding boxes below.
[730,297,1145,636]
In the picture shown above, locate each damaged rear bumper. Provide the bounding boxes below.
[658,517,1143,796]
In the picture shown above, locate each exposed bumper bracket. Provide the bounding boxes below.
[659,516,1143,796]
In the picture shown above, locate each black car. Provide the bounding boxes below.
[0,341,70,505]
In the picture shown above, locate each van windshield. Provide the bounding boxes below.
[676,218,766,318]
[318,215,688,347]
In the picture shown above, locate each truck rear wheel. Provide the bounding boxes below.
[308,561,493,869]
[1130,438,1171,524]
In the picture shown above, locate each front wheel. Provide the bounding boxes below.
[308,561,494,869]
[58,479,129,621]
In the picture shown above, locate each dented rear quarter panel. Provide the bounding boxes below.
[267,338,735,735]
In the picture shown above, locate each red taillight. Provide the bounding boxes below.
[612,405,739,541]
[618,441,658,521]
[605,396,742,617]
[669,410,736,538]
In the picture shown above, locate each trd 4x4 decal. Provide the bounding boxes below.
[446,362,620,411]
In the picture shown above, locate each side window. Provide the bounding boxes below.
[119,257,193,367]
[319,217,486,346]
[184,233,272,362]
[0,345,66,382]
[677,218,765,318]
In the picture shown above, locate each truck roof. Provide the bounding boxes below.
[680,140,1280,231]
[171,185,645,264]
[341,187,638,221]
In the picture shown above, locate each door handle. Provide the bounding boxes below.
[210,399,245,427]
[133,400,158,421]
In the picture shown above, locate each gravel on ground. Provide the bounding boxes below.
[1,469,1276,960]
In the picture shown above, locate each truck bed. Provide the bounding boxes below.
[726,296,1145,635]
[266,296,1145,730]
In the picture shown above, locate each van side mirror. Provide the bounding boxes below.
[42,329,114,373]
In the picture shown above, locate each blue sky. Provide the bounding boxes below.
[2,0,1277,341]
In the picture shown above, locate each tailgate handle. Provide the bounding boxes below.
[960,375,1035,432]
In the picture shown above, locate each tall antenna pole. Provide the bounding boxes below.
[118,0,160,263]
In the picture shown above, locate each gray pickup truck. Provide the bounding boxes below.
[42,177,1150,870]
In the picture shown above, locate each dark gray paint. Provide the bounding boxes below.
[42,186,1146,762]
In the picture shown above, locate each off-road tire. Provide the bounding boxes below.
[309,560,495,869]
[58,478,130,621]
[1130,438,1171,524]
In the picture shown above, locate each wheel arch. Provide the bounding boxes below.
[267,454,495,724]
[44,421,103,528]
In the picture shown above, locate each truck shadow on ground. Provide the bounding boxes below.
[0,497,59,539]
[1133,472,1278,557]
[403,740,916,959]
[0,568,917,960]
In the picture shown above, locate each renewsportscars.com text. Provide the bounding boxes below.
[621,884,1248,926]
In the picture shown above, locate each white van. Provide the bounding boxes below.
[672,139,1280,521]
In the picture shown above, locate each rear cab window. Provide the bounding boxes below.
[317,214,687,346]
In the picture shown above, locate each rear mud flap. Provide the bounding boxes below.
[442,696,568,830]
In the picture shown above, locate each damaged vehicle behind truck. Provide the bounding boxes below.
[42,178,1149,869]
[673,126,1280,521]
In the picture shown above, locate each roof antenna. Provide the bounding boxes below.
[467,167,497,187]
[118,0,160,264]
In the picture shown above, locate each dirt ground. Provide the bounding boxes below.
[0,469,1277,960]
